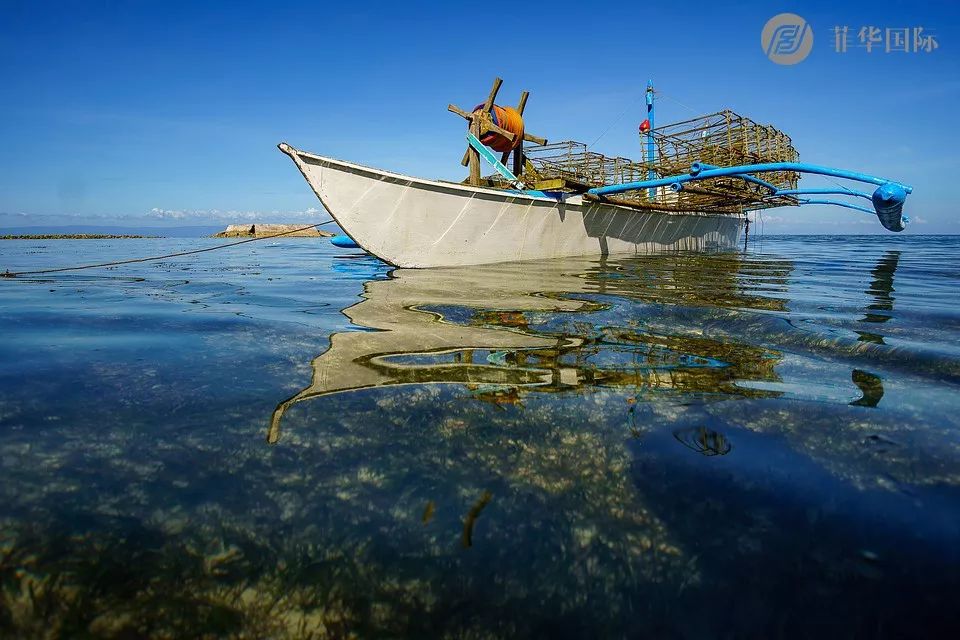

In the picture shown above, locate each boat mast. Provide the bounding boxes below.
[646,79,656,202]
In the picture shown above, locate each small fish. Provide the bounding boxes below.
[461,491,493,548]
[422,500,435,524]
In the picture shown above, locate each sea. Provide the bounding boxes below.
[1,235,958,638]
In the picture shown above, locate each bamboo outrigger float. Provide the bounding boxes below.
[280,78,912,268]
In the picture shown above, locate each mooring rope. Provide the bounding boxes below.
[1,220,337,278]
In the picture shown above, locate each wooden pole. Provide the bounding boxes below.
[469,119,481,186]
[517,90,529,114]
[504,90,531,177]
[461,78,503,167]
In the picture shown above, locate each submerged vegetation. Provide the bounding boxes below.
[1,238,958,637]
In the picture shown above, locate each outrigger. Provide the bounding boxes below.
[280,78,911,268]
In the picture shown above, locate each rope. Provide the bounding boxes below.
[476,104,524,152]
[656,91,703,116]
[1,220,337,278]
[588,89,702,149]
[589,94,642,148]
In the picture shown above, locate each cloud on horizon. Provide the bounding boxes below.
[1,206,329,227]
[147,206,324,222]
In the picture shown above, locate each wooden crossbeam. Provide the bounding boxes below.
[529,177,593,193]
[481,77,503,112]
[447,104,472,119]
[480,116,515,141]
[449,104,516,140]
[517,91,529,114]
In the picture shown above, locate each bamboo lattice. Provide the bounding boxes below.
[513,110,802,213]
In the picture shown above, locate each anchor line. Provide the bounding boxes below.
[589,94,643,148]
[1,220,337,278]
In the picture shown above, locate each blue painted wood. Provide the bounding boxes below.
[588,163,913,196]
[777,188,872,201]
[466,132,524,189]
[691,162,778,193]
[794,198,875,215]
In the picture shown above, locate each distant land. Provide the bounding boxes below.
[2,234,154,240]
[0,225,223,238]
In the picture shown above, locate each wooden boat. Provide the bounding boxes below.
[280,78,912,268]
[278,145,741,268]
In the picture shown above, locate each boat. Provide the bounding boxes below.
[279,78,912,268]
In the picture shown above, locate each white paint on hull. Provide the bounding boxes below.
[279,143,743,268]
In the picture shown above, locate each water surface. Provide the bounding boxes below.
[1,235,958,638]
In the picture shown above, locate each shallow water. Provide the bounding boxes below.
[1,235,958,638]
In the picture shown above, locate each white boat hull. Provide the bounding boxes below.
[280,143,743,268]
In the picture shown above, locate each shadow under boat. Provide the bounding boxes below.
[269,252,793,443]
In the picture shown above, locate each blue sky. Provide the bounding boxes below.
[0,0,957,233]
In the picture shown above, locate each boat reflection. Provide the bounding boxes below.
[269,253,793,443]
[857,250,901,344]
[848,250,901,403]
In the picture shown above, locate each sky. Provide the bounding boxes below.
[0,0,958,234]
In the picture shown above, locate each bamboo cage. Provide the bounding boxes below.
[523,142,649,187]
[509,110,802,214]
[651,110,800,190]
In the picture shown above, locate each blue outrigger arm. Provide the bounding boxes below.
[587,161,913,232]
[775,187,872,201]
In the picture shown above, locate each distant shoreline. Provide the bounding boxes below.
[1,234,157,240]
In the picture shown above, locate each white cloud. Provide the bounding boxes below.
[147,207,326,222]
